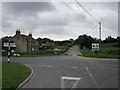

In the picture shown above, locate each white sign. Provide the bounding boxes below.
[10,43,16,47]
[3,43,16,47]
[3,43,9,47]
[92,43,99,51]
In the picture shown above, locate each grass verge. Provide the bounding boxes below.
[2,61,31,89]
[80,43,120,59]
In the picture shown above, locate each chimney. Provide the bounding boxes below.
[28,33,32,37]
[16,29,21,35]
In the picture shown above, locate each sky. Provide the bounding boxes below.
[1,1,118,41]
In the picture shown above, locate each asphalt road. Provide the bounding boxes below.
[67,45,82,56]
[2,46,119,89]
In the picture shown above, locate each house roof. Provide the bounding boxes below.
[21,34,36,42]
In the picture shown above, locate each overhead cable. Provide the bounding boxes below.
[75,0,99,23]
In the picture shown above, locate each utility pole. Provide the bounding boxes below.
[99,22,101,43]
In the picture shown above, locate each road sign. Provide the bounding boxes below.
[3,42,16,47]
[92,43,99,51]
[10,43,16,47]
[3,42,9,47]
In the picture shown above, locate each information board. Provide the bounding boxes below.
[92,43,99,51]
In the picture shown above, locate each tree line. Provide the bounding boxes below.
[1,34,120,49]
[76,34,120,49]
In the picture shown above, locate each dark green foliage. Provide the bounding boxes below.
[36,37,53,45]
[102,36,117,43]
[1,36,13,44]
[76,34,98,49]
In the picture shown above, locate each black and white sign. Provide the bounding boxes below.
[3,42,16,47]
[92,43,99,51]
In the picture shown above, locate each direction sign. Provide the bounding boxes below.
[92,43,99,51]
[3,43,9,47]
[3,42,16,47]
[10,43,16,47]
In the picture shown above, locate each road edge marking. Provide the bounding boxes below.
[16,64,33,90]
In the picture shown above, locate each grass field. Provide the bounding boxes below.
[80,43,120,59]
[2,61,31,89]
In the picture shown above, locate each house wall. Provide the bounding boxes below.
[27,41,38,52]
[12,35,27,52]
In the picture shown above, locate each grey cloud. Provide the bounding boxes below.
[37,26,65,35]
[2,2,56,16]
[2,2,118,40]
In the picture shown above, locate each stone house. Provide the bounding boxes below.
[12,29,38,52]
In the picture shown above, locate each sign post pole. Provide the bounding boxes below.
[8,42,11,63]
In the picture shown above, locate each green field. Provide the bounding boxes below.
[2,61,31,89]
[80,43,119,59]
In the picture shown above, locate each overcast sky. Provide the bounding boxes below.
[1,1,118,41]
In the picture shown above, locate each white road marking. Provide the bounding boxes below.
[72,78,80,88]
[71,67,78,69]
[62,76,81,80]
[39,65,52,68]
[86,67,99,88]
[46,66,52,68]
[40,65,45,67]
[61,76,81,89]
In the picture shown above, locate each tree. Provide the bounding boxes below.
[102,36,117,43]
[117,36,120,47]
[76,34,98,49]
[1,36,13,44]
[36,37,53,45]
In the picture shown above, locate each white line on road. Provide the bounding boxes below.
[46,66,52,68]
[40,65,45,67]
[61,76,81,80]
[86,67,99,88]
[61,76,81,89]
[71,67,78,69]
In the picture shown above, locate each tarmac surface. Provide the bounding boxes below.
[2,45,119,88]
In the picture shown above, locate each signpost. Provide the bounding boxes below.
[3,42,16,63]
[92,43,99,53]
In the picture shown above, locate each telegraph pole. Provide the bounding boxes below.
[98,22,102,51]
[99,22,101,43]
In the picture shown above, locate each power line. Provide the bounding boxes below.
[62,1,85,20]
[62,1,75,11]
[61,1,93,28]
[62,1,102,42]
[87,24,98,34]
[75,0,99,23]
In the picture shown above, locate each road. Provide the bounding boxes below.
[2,46,119,89]
[67,45,82,56]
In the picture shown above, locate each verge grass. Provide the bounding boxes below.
[80,43,120,59]
[2,61,31,89]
